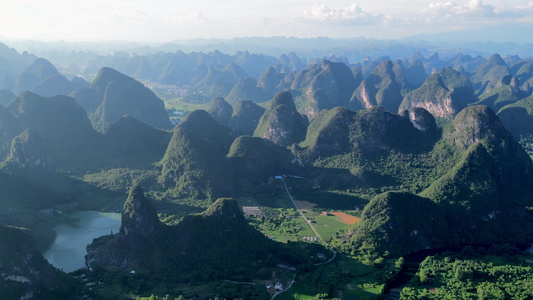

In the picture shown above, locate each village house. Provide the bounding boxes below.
[242,206,263,218]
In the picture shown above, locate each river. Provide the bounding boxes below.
[42,210,121,273]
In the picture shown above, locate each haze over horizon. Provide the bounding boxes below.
[1,0,532,44]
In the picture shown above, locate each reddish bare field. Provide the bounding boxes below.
[331,212,361,225]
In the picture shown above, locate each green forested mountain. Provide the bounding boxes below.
[81,67,173,132]
[228,99,265,137]
[4,92,99,169]
[207,96,233,125]
[471,53,510,95]
[497,94,533,148]
[336,105,533,257]
[298,106,439,161]
[102,115,173,169]
[0,45,532,299]
[226,76,270,104]
[349,60,404,113]
[0,224,76,299]
[399,67,476,119]
[87,186,284,282]
[343,191,448,256]
[228,135,290,186]
[12,57,86,97]
[290,60,359,117]
[474,74,523,111]
[254,91,308,147]
[159,110,234,201]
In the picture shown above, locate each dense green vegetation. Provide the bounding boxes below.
[2,46,533,299]
[400,247,533,299]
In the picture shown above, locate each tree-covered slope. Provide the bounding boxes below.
[399,67,477,119]
[87,186,278,282]
[339,105,533,257]
[299,106,439,160]
[229,100,265,137]
[86,67,172,132]
[0,224,76,299]
[159,111,234,201]
[497,95,533,149]
[341,192,448,257]
[253,91,308,147]
[349,60,403,113]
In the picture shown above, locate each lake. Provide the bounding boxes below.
[43,210,121,273]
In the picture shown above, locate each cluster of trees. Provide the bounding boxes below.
[401,246,533,299]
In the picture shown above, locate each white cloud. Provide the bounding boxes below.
[300,3,380,25]
[517,1,533,9]
[424,0,496,21]
[420,0,533,24]
[167,11,207,25]
[1,0,533,42]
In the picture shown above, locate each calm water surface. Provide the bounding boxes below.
[43,211,121,272]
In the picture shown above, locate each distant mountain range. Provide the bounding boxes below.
[0,40,532,298]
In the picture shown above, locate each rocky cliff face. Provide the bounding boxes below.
[399,67,477,119]
[254,91,307,147]
[120,184,161,238]
[87,185,161,270]
[349,60,403,113]
[302,60,359,117]
[0,225,74,299]
[87,196,274,282]
[399,73,455,118]
[402,107,438,134]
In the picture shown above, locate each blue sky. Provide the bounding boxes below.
[1,0,532,43]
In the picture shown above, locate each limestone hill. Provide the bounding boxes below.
[229,100,265,137]
[83,67,172,132]
[349,60,403,113]
[339,105,533,257]
[0,224,75,299]
[159,111,233,201]
[87,187,277,282]
[254,91,308,147]
[399,67,476,119]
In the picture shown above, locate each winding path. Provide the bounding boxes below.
[271,272,298,300]
[270,176,338,299]
[278,176,324,244]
